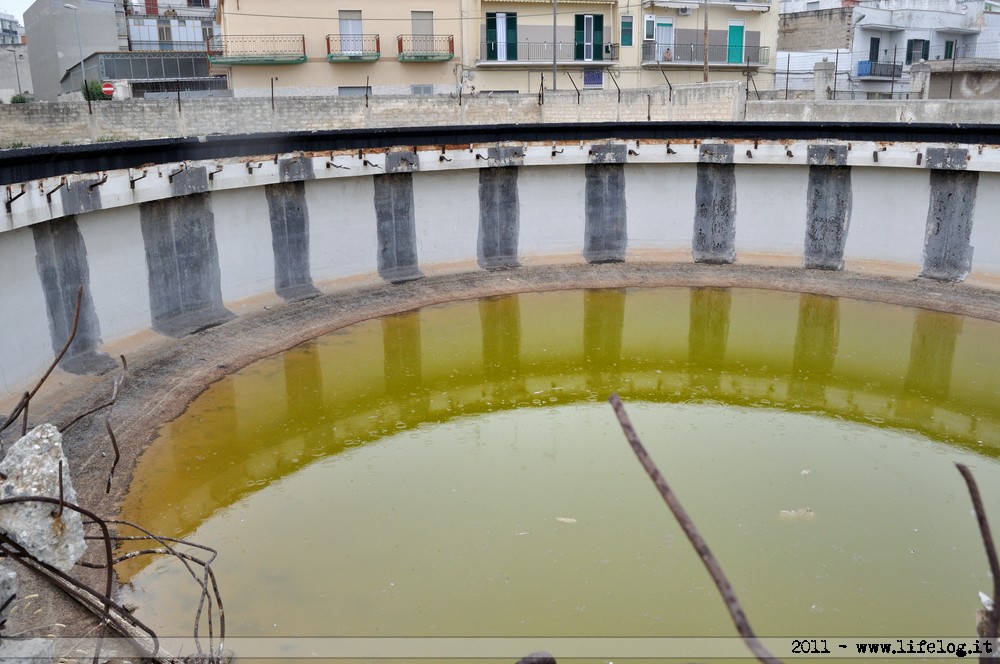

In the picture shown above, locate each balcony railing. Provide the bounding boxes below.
[479,41,619,63]
[857,60,903,78]
[207,34,306,65]
[641,41,769,66]
[131,40,211,52]
[397,34,454,61]
[327,33,380,62]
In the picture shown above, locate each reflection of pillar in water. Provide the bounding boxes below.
[789,294,840,405]
[480,294,524,404]
[583,289,626,391]
[382,312,423,398]
[284,342,325,434]
[688,288,731,392]
[898,309,962,422]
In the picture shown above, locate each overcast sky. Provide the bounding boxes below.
[1,1,33,25]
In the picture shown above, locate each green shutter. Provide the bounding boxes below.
[575,14,585,60]
[486,13,497,60]
[905,39,914,64]
[945,40,954,59]
[921,39,930,61]
[507,13,518,61]
[593,15,604,61]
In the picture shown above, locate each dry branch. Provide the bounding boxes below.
[956,462,1000,661]
[608,393,781,664]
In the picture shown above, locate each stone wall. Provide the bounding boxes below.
[745,99,1000,122]
[0,82,741,148]
[778,8,855,52]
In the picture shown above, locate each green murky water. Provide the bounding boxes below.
[118,288,1000,659]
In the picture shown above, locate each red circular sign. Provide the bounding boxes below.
[101,82,114,96]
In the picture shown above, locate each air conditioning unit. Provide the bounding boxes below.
[678,7,692,15]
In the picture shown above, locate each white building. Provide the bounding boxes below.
[777,0,1000,98]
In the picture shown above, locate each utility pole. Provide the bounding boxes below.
[552,0,558,90]
[703,0,709,82]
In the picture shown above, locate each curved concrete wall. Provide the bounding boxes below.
[3,128,1000,395]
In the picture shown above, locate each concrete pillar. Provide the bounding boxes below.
[693,144,736,264]
[909,62,932,100]
[31,217,116,374]
[814,58,835,101]
[373,173,422,283]
[921,147,977,282]
[265,181,318,301]
[478,166,520,269]
[804,145,852,270]
[139,194,234,338]
[584,145,628,264]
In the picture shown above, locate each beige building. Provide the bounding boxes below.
[212,0,777,96]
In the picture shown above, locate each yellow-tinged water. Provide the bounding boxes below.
[117,288,1000,661]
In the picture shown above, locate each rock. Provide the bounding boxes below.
[517,652,557,664]
[0,424,85,572]
[778,507,816,521]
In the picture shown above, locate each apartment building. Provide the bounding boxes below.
[213,0,778,96]
[213,0,462,96]
[778,0,1000,98]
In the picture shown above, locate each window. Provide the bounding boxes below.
[644,14,655,41]
[412,10,434,52]
[944,39,955,59]
[339,86,371,96]
[583,68,603,88]
[340,10,362,54]
[157,19,173,50]
[905,38,929,64]
[621,15,633,47]
[187,0,208,7]
[575,14,604,62]
[868,36,880,62]
[486,12,517,61]
[411,84,434,94]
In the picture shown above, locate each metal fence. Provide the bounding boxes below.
[768,44,1000,100]
[479,41,619,63]
[641,41,770,65]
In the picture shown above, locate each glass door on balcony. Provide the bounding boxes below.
[412,11,434,53]
[575,14,604,62]
[340,10,362,55]
[727,21,744,64]
[486,12,517,61]
[655,20,673,61]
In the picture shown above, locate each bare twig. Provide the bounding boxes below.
[957,463,1000,654]
[83,520,226,660]
[608,393,781,664]
[103,357,126,493]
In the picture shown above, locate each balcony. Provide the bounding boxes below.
[131,40,211,52]
[478,41,619,64]
[641,41,769,66]
[207,35,306,65]
[857,60,903,78]
[397,34,454,61]
[327,34,381,62]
